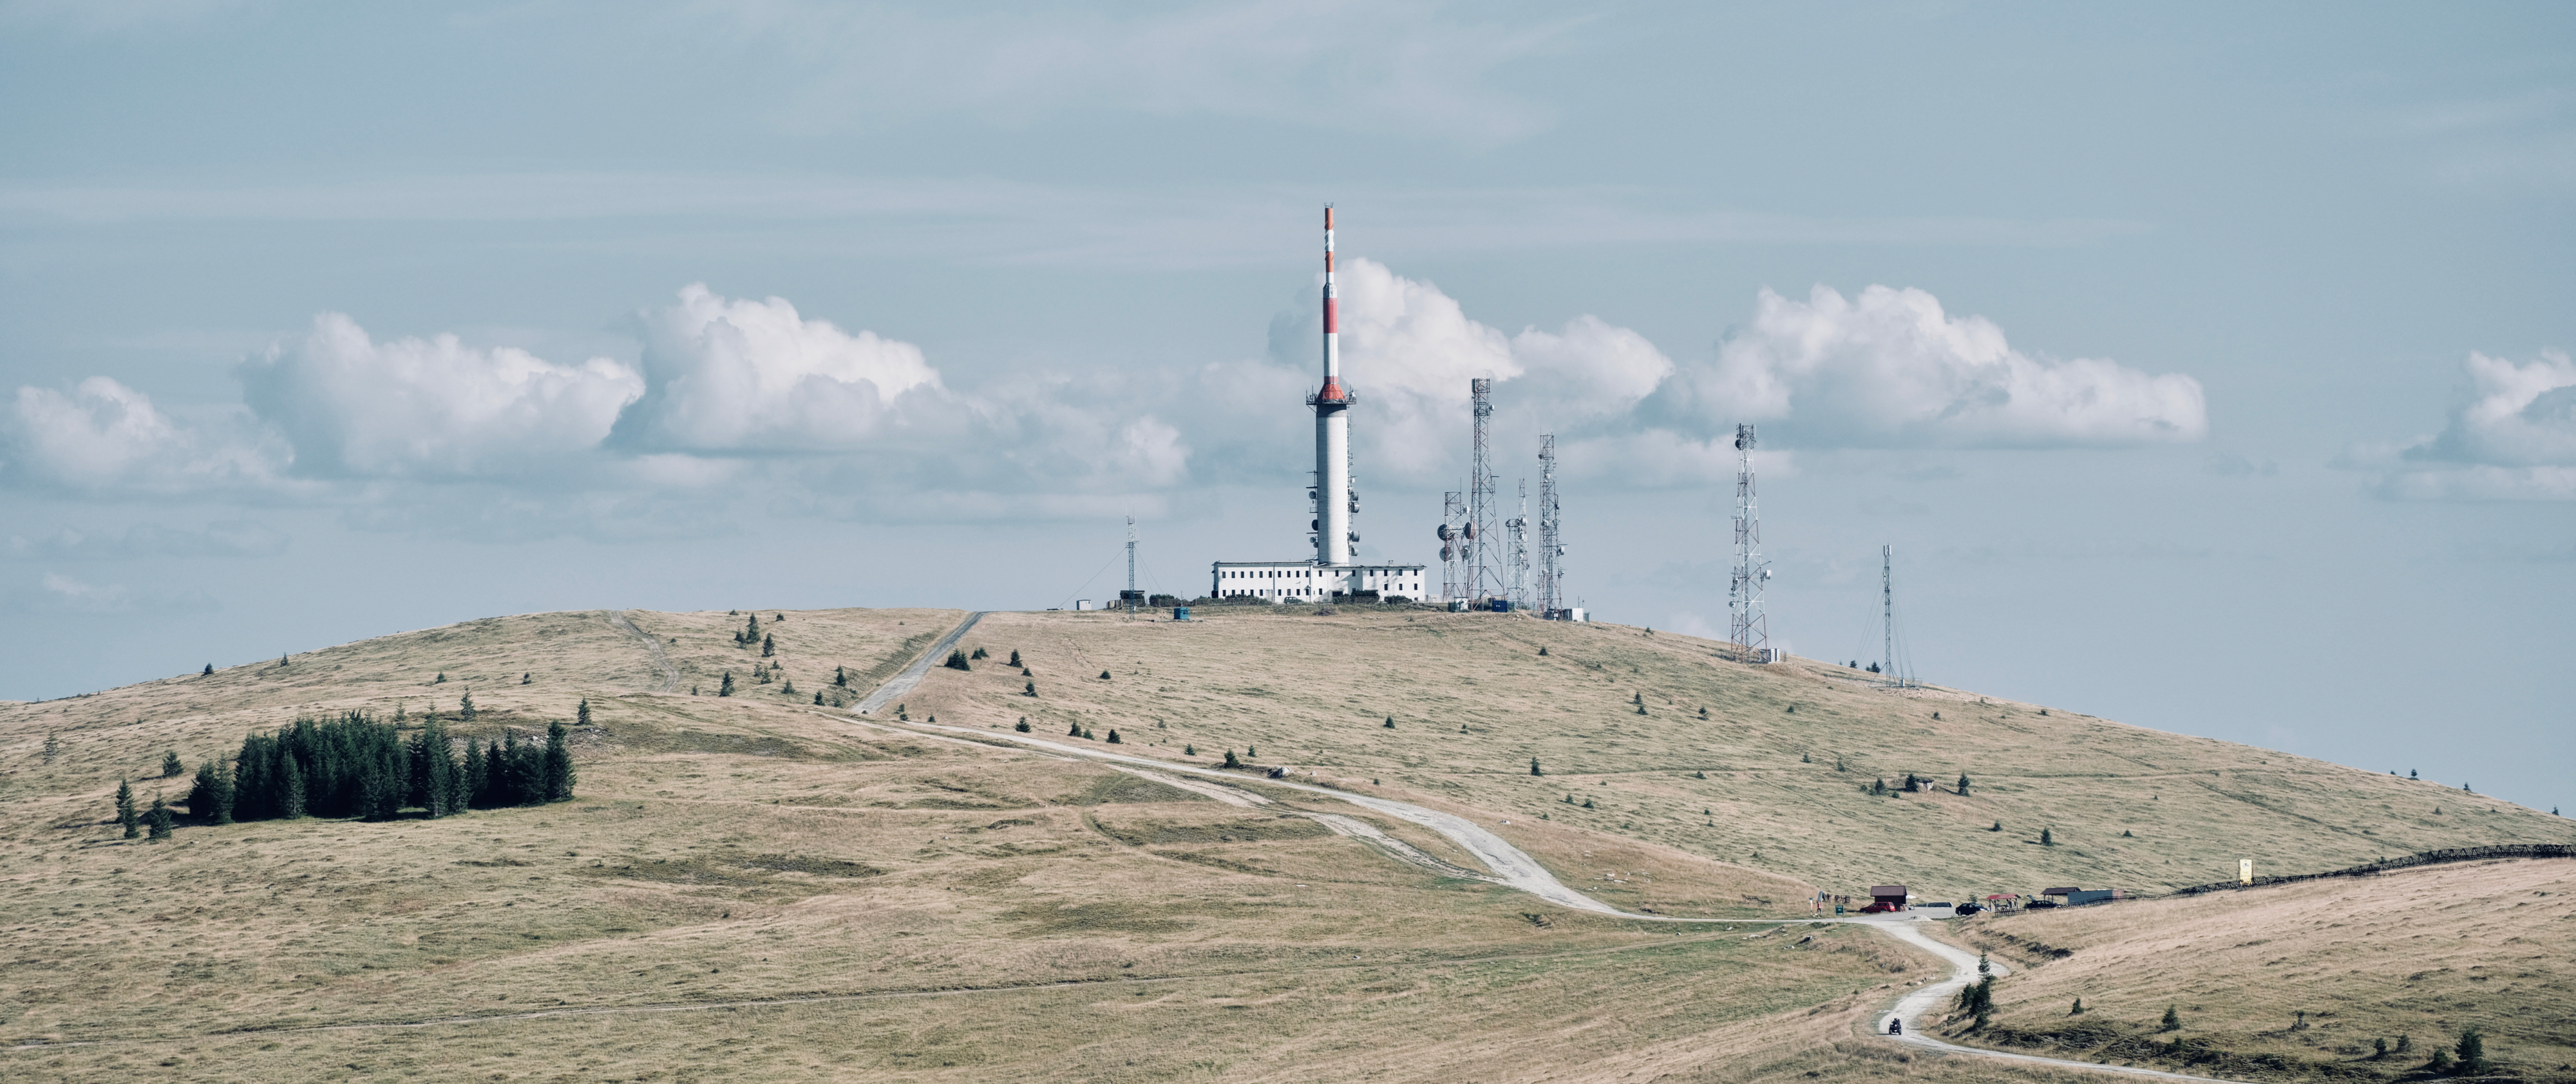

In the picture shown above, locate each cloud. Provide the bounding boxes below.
[241,313,643,479]
[611,284,952,454]
[2363,350,2576,501]
[5,520,288,559]
[1,377,284,493]
[8,572,218,614]
[705,0,1572,145]
[1652,285,2207,449]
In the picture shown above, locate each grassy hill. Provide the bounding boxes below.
[0,604,2563,1082]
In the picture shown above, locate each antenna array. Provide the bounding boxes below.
[1537,434,1563,618]
[1508,478,1530,611]
[1728,424,1771,662]
[1468,378,1499,602]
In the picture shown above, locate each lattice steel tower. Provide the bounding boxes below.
[1439,490,1466,603]
[1468,378,1499,603]
[1507,478,1530,611]
[1125,515,1138,618]
[1537,434,1563,617]
[1728,424,1771,661]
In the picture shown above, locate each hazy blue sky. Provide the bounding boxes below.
[4,2,2570,817]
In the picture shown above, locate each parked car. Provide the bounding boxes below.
[1952,902,1983,916]
[1858,901,1897,914]
[2025,898,2059,909]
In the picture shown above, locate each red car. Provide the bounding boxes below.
[1858,902,1897,914]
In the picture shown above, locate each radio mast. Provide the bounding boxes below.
[1728,424,1770,662]
[1537,435,1563,618]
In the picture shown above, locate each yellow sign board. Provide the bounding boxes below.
[2239,859,2253,884]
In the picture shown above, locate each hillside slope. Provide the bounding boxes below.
[896,606,2571,900]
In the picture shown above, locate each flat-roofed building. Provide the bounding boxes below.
[1210,561,1425,603]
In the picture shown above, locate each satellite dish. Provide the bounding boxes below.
[1441,545,1455,561]
[1463,523,1477,539]
[1436,525,1454,542]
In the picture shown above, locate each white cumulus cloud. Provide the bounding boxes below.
[612,283,955,454]
[240,313,643,478]
[2365,350,2576,500]
[1658,285,2207,448]
[2,377,283,492]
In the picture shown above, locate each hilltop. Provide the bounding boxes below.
[1,604,2564,1083]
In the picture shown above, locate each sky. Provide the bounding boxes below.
[3,1,2570,816]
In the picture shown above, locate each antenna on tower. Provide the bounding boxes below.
[1468,378,1497,604]
[1537,435,1564,619]
[1439,490,1466,605]
[1729,424,1772,662]
[1508,478,1530,612]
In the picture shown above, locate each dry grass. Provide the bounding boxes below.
[1,604,2562,1083]
[1938,858,2576,1081]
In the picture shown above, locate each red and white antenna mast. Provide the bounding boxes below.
[1309,206,1355,566]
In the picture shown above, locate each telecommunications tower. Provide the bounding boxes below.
[1438,491,1466,602]
[1508,478,1530,611]
[1537,434,1564,618]
[1880,545,1911,688]
[1308,206,1357,566]
[1468,378,1499,602]
[1125,515,1139,617]
[1728,424,1771,662]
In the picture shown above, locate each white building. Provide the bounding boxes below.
[1209,561,1426,603]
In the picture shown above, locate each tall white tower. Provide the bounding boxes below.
[1310,206,1355,566]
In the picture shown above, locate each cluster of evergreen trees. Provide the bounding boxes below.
[180,711,574,826]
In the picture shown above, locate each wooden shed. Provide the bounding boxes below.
[1869,885,1909,910]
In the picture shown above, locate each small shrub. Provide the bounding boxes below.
[1990,821,2002,832]
[1581,798,1595,808]
[1015,718,1030,733]
[1530,758,1542,776]
[2070,997,2084,1015]
[1184,744,1195,756]
[2161,1004,2180,1032]
[201,663,213,676]
[1099,669,1112,680]
[521,671,532,684]
[1537,646,1548,656]
[1956,773,1971,796]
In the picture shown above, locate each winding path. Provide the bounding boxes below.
[606,610,679,693]
[848,611,2257,1084]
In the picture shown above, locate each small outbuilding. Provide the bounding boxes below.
[1868,885,1909,911]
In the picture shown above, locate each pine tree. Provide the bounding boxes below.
[1184,744,1195,755]
[2161,1004,2181,1031]
[2427,1050,2452,1074]
[1106,729,1122,744]
[522,672,532,684]
[146,796,174,841]
[459,692,477,722]
[2372,1038,2387,1060]
[782,679,796,696]
[1222,749,1241,769]
[187,760,234,824]
[462,738,487,807]
[1582,798,1595,808]
[1530,758,1543,776]
[744,613,761,646]
[1009,650,1022,667]
[2454,1027,2485,1075]
[1024,680,1036,697]
[1957,773,1971,796]
[719,671,735,696]
[577,698,591,727]
[1383,716,1395,729]
[202,663,213,676]
[1099,669,1112,680]
[2398,1035,2412,1054]
[1978,951,1991,975]
[2041,827,2056,846]
[834,666,848,687]
[1068,720,1083,737]
[1990,821,2003,832]
[971,648,988,660]
[161,749,184,778]
[544,720,576,803]
[945,650,971,671]
[279,756,307,819]
[2071,997,2084,1015]
[116,778,140,837]
[762,633,776,658]
[1015,719,1032,733]
[813,691,824,704]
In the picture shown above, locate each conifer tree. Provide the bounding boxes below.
[2454,1028,2485,1075]
[522,672,532,684]
[279,756,307,819]
[1009,649,1022,667]
[1099,669,1112,680]
[544,720,576,802]
[719,671,735,696]
[146,796,174,841]
[1957,773,1971,796]
[2041,827,2056,846]
[162,749,184,778]
[1222,749,1241,769]
[1024,680,1036,697]
[762,633,776,658]
[1383,716,1395,728]
[782,679,796,696]
[1015,719,1032,733]
[187,760,234,824]
[1530,758,1543,776]
[971,648,988,660]
[202,663,213,676]
[834,666,848,687]
[2161,1004,2181,1031]
[744,613,761,646]
[1068,720,1083,736]
[945,650,971,671]
[2071,998,2084,1015]
[813,692,824,704]
[462,737,487,807]
[577,698,591,727]
[459,692,477,722]
[117,778,139,837]
[1106,729,1122,743]
[42,733,59,763]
